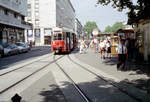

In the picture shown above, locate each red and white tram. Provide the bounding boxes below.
[51,27,76,53]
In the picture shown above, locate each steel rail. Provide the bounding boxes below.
[68,55,143,102]
[0,55,64,94]
[0,54,53,77]
[53,55,92,102]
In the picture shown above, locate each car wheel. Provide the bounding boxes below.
[8,52,11,56]
[1,52,4,58]
[17,50,20,54]
[25,50,28,53]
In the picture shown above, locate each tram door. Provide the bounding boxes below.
[73,33,76,48]
[66,32,70,52]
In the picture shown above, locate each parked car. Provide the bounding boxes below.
[3,44,19,56]
[24,42,31,51]
[0,44,4,57]
[16,42,29,53]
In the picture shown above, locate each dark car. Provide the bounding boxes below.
[0,44,4,57]
[3,44,19,56]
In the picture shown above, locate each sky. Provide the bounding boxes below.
[71,0,128,31]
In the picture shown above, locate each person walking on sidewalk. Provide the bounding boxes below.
[106,40,112,59]
[80,39,86,54]
[93,38,98,53]
[116,39,128,70]
[99,39,106,59]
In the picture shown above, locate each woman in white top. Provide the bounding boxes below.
[93,38,98,53]
[80,40,86,54]
[99,40,106,59]
[89,39,94,48]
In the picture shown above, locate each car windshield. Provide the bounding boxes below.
[53,33,63,40]
[4,44,16,49]
[16,43,24,46]
[0,45,3,49]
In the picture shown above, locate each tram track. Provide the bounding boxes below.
[0,54,53,77]
[0,55,64,94]
[67,55,143,102]
[53,55,92,102]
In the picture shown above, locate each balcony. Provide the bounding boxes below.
[0,13,31,29]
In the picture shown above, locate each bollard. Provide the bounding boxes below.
[11,93,22,102]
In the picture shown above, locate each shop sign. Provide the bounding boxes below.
[27,30,33,37]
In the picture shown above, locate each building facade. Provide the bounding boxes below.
[0,0,31,44]
[75,18,83,39]
[133,19,150,61]
[26,0,75,45]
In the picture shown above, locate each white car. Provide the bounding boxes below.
[16,42,30,53]
[3,44,19,56]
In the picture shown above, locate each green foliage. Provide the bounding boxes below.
[104,22,125,33]
[97,0,150,21]
[83,21,99,36]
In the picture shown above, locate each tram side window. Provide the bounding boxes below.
[58,33,62,40]
[53,34,57,40]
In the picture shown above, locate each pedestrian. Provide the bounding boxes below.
[93,38,98,53]
[89,39,94,48]
[116,39,128,71]
[80,39,86,54]
[78,39,81,50]
[99,39,106,59]
[106,40,112,59]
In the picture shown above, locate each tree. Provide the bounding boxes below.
[104,26,112,33]
[83,21,99,37]
[104,22,125,33]
[97,0,150,23]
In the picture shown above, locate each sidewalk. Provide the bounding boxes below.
[75,48,150,94]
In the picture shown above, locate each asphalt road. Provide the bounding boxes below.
[0,46,51,70]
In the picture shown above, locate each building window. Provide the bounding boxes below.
[4,10,8,15]
[17,16,21,20]
[27,19,31,22]
[14,13,17,18]
[35,0,39,3]
[35,12,39,16]
[27,30,33,37]
[35,29,40,37]
[35,4,39,9]
[35,20,40,25]
[21,16,25,21]
[27,11,31,17]
[44,28,52,36]
[28,4,31,9]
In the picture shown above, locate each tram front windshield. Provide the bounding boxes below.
[53,33,64,40]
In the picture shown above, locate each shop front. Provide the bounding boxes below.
[0,24,25,45]
[44,28,52,45]
[0,28,8,44]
